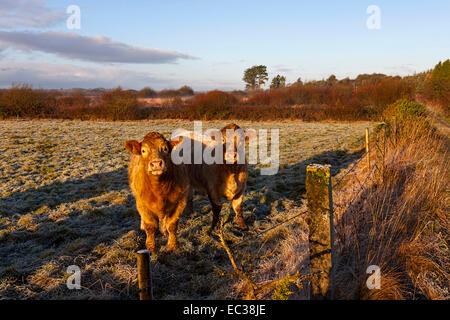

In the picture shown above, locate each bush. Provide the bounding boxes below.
[186,90,238,119]
[138,87,157,98]
[0,84,54,118]
[422,60,450,116]
[57,90,90,109]
[177,85,194,96]
[159,85,194,98]
[98,87,141,120]
[382,99,428,122]
[355,77,415,111]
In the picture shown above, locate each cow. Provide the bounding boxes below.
[178,123,256,230]
[125,132,187,254]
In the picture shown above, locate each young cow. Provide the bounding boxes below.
[125,132,186,254]
[181,123,256,230]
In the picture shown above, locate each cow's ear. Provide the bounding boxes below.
[169,136,183,151]
[125,140,141,155]
[245,129,257,142]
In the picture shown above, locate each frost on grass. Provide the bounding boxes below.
[0,119,371,299]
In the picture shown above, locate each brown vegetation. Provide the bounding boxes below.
[3,66,447,122]
[332,100,449,299]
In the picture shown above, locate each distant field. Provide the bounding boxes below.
[0,119,373,299]
[137,97,191,107]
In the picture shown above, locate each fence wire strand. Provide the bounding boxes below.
[231,208,308,248]
[231,147,372,248]
[332,151,367,189]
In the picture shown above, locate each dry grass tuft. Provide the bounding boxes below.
[333,102,449,299]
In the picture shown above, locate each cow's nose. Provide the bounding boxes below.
[150,159,164,170]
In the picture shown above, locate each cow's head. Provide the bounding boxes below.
[219,123,256,164]
[125,132,183,176]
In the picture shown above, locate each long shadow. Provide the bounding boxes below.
[333,163,415,299]
[0,166,139,298]
[241,148,365,222]
[0,201,142,299]
[0,166,129,214]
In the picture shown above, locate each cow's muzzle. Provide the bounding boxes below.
[148,159,166,175]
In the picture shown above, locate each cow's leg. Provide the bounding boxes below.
[165,197,187,252]
[232,192,248,230]
[159,216,168,237]
[207,192,222,230]
[137,202,158,254]
[184,187,194,215]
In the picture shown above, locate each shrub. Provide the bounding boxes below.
[422,60,450,116]
[57,90,90,109]
[177,85,194,96]
[186,90,238,119]
[355,77,415,111]
[0,84,54,118]
[159,85,194,98]
[382,99,428,122]
[424,60,450,101]
[138,87,157,98]
[98,87,141,120]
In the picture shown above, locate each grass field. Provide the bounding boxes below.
[0,119,373,299]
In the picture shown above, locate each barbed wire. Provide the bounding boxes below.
[332,151,367,188]
[230,207,308,248]
[230,149,371,248]
[227,132,374,249]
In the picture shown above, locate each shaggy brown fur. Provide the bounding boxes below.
[125,132,187,254]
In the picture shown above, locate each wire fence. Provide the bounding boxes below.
[230,151,372,249]
[231,207,309,248]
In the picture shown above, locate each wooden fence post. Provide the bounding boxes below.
[375,125,386,181]
[365,128,370,170]
[136,249,152,300]
[306,164,334,300]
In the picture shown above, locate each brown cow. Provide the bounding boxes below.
[182,123,256,230]
[125,132,187,254]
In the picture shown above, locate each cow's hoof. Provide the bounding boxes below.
[167,242,178,252]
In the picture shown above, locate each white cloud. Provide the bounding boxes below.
[0,62,178,89]
[0,31,197,64]
[0,0,65,29]
[273,64,295,73]
[0,61,243,91]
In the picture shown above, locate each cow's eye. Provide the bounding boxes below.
[162,145,169,153]
[141,149,147,154]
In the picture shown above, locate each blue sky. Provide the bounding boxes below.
[0,0,449,90]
